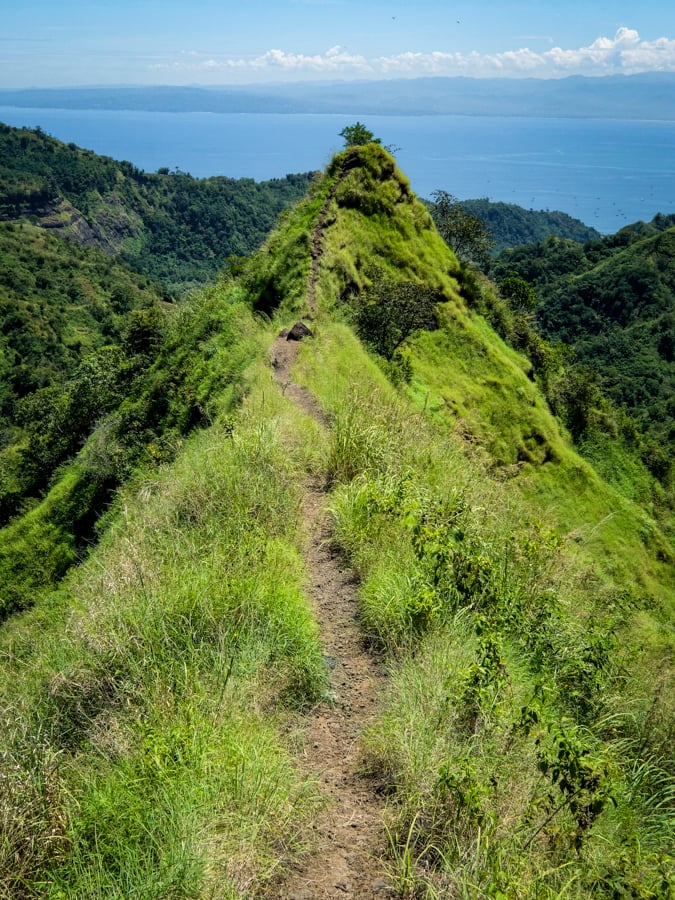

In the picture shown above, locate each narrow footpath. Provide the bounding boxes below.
[271,336,394,900]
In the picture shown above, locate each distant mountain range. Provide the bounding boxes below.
[2,73,675,120]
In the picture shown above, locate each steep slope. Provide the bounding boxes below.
[262,144,672,589]
[493,218,675,447]
[0,220,166,522]
[0,122,315,291]
[0,143,672,898]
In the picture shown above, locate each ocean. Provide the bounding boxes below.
[2,107,675,235]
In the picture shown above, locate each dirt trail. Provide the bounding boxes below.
[271,336,394,900]
[306,149,358,315]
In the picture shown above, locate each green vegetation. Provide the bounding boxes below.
[0,119,313,529]
[0,122,315,292]
[459,198,601,253]
[293,321,674,899]
[339,121,382,147]
[430,190,494,268]
[490,219,675,530]
[492,218,675,444]
[0,220,166,524]
[0,284,261,617]
[0,221,162,403]
[0,139,672,898]
[0,353,328,896]
[353,267,441,362]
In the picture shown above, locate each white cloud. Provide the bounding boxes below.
[254,46,371,73]
[150,29,675,81]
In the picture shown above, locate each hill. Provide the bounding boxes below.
[492,216,675,455]
[0,121,315,292]
[460,198,600,252]
[0,141,672,897]
[0,220,163,403]
[0,122,316,524]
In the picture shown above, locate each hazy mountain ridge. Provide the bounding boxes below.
[2,72,675,119]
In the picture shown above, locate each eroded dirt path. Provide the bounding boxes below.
[271,336,394,900]
[306,149,359,315]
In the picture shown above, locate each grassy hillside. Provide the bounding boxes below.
[0,142,672,897]
[0,122,315,292]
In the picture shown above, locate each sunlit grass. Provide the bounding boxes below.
[0,354,329,897]
[296,320,675,898]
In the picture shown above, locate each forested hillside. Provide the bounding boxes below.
[0,220,168,523]
[0,121,316,527]
[492,216,675,462]
[460,197,600,252]
[0,122,315,291]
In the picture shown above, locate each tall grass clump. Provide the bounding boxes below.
[0,358,328,898]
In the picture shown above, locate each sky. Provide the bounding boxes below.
[2,1,675,88]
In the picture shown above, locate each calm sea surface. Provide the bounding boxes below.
[2,107,675,235]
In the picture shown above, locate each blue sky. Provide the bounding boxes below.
[2,1,675,88]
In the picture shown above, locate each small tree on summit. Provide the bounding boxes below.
[339,122,381,148]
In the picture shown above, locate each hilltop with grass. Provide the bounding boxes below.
[0,136,673,897]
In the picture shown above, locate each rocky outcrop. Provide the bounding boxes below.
[286,321,314,341]
[6,193,144,256]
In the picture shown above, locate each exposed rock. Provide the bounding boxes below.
[287,321,313,341]
[26,193,143,256]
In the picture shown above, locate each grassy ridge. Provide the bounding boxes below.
[0,141,672,897]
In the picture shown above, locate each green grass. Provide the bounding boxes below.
[293,320,675,898]
[0,353,330,898]
[1,141,673,899]
[0,282,267,620]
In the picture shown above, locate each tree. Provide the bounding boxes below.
[498,274,538,312]
[354,269,439,360]
[339,122,381,148]
[548,364,610,441]
[431,190,493,269]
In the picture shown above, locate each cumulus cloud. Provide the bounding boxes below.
[150,29,675,80]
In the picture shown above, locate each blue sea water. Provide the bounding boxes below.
[2,107,675,235]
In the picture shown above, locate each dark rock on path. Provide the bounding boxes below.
[287,321,313,341]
